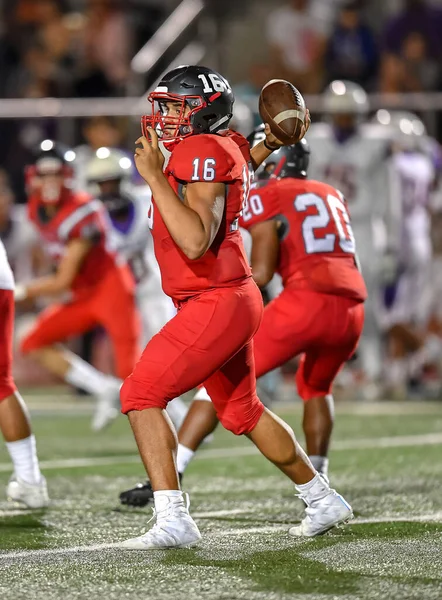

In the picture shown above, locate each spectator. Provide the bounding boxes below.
[233,63,273,128]
[79,0,132,94]
[325,1,378,88]
[380,0,442,92]
[5,41,65,98]
[381,31,440,93]
[265,0,329,94]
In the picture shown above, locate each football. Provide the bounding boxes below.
[259,79,307,145]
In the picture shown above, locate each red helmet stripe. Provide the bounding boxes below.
[209,92,221,102]
[271,156,286,178]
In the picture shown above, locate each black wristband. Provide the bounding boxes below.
[264,139,279,151]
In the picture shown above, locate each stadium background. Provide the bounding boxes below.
[1,3,442,599]
[1,0,442,397]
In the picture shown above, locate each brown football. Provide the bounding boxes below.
[259,79,306,145]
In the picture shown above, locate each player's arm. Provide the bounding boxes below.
[14,238,92,301]
[249,220,279,288]
[135,129,225,260]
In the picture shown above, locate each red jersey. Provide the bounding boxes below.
[239,177,367,302]
[28,191,129,299]
[151,131,251,301]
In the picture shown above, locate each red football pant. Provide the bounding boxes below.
[120,278,265,435]
[253,288,364,400]
[0,290,17,401]
[20,268,140,379]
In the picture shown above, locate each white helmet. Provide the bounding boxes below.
[230,98,254,136]
[372,109,426,149]
[86,147,134,183]
[323,80,369,115]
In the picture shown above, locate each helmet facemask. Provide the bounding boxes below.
[28,161,73,205]
[142,92,206,150]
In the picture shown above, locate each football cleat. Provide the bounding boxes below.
[119,473,183,508]
[7,475,49,509]
[120,492,201,549]
[289,488,353,537]
[92,379,121,431]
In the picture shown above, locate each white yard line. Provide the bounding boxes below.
[2,511,442,561]
[1,431,442,473]
[21,397,442,416]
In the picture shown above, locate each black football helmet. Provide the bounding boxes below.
[247,124,310,180]
[142,65,234,149]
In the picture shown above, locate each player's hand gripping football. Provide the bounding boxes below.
[134,127,165,184]
[263,109,311,150]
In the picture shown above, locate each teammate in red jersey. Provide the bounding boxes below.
[117,65,352,550]
[0,237,48,508]
[120,127,366,509]
[17,141,140,431]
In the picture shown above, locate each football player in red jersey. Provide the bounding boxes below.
[16,141,140,431]
[120,127,366,509]
[118,65,352,550]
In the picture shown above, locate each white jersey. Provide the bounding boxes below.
[392,151,434,266]
[107,185,174,344]
[108,185,157,283]
[0,205,39,284]
[307,123,396,270]
[379,152,434,329]
[0,238,14,290]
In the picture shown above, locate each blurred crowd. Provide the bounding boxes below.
[262,0,442,96]
[0,0,168,98]
[2,0,442,400]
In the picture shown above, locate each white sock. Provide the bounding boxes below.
[166,397,188,430]
[193,387,211,402]
[153,490,186,515]
[176,444,195,474]
[5,435,42,485]
[308,455,329,478]
[295,473,330,501]
[65,354,119,396]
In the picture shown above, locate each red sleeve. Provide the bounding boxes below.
[168,135,239,183]
[59,200,107,244]
[239,181,278,230]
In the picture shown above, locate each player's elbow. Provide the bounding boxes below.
[183,243,208,261]
[253,267,274,289]
[53,273,74,294]
[181,234,211,260]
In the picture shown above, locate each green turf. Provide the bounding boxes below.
[0,400,442,600]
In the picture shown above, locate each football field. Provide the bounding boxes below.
[1,394,442,600]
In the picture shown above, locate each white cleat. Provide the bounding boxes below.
[7,475,49,509]
[120,493,201,549]
[92,380,121,432]
[289,489,353,538]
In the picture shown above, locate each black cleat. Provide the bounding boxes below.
[119,474,183,508]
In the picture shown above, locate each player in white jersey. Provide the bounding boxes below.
[0,183,44,284]
[0,238,48,508]
[373,111,437,396]
[86,150,188,429]
[307,81,397,392]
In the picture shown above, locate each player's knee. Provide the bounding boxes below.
[0,372,16,402]
[218,396,265,436]
[120,376,168,414]
[296,370,331,402]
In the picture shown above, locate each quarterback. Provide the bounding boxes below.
[118,65,352,550]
